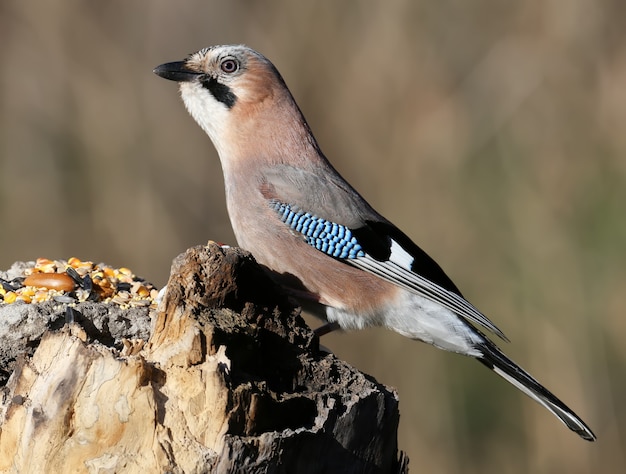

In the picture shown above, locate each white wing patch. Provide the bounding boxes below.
[389,239,414,270]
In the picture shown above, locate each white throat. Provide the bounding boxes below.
[179,82,233,159]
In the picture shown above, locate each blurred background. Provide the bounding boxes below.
[1,1,624,472]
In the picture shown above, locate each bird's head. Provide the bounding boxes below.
[154,45,304,161]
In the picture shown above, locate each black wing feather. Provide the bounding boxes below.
[353,220,463,297]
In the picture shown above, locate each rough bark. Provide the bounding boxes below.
[0,243,407,473]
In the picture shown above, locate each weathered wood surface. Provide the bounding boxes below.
[0,244,407,473]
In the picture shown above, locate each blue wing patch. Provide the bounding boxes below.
[271,201,365,259]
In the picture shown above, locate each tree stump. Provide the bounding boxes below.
[0,244,407,473]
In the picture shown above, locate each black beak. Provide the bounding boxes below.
[153,61,201,82]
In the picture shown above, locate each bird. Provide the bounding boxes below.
[153,44,596,441]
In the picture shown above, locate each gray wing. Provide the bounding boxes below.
[261,164,508,341]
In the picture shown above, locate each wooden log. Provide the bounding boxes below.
[0,244,407,473]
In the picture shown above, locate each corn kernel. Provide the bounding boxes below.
[96,277,111,288]
[131,281,150,297]
[33,291,50,303]
[3,292,17,304]
[35,258,57,273]
[118,267,132,277]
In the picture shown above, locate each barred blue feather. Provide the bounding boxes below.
[272,201,365,259]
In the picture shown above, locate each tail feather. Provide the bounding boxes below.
[477,342,596,442]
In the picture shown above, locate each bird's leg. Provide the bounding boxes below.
[279,287,340,336]
[314,321,341,337]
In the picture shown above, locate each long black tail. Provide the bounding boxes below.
[477,341,596,441]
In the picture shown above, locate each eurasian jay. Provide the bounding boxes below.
[154,45,595,441]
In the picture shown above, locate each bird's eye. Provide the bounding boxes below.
[220,59,238,74]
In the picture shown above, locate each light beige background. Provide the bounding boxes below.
[1,1,623,472]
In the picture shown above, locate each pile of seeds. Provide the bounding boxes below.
[0,257,159,309]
